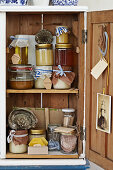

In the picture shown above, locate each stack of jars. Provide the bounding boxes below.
[35,44,53,89]
[52,26,75,89]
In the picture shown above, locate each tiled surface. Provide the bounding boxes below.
[89,162,104,170]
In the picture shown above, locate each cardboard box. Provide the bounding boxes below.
[28,146,48,155]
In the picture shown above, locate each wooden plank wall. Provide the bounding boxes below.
[86,11,113,170]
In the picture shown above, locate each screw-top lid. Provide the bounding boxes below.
[55,44,72,49]
[30,129,45,135]
[62,108,75,113]
[36,44,52,49]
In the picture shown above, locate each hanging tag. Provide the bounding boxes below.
[91,58,108,80]
[44,78,52,90]
[11,54,20,64]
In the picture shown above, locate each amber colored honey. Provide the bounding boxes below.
[10,80,33,90]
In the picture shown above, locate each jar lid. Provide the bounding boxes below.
[30,129,45,135]
[61,132,76,135]
[55,44,72,49]
[36,44,52,49]
[9,64,33,72]
[64,115,72,117]
[62,108,75,113]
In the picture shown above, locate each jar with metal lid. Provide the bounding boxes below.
[62,108,75,127]
[34,66,52,89]
[48,124,60,151]
[7,130,28,154]
[55,44,73,66]
[56,26,69,44]
[60,133,77,154]
[29,129,46,142]
[8,64,34,89]
[52,65,75,89]
[36,44,54,66]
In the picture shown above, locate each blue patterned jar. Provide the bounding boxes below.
[52,0,78,6]
[0,0,27,5]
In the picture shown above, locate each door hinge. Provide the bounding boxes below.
[80,126,86,141]
[82,30,87,44]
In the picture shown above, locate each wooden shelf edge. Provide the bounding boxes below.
[6,89,79,94]
[6,152,79,159]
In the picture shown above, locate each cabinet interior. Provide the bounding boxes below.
[6,12,84,159]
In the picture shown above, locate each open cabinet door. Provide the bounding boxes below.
[86,10,113,170]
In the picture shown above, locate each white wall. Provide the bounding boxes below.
[78,0,113,11]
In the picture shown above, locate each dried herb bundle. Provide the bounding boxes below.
[8,108,38,130]
[35,29,53,44]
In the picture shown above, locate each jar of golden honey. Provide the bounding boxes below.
[56,26,69,44]
[36,44,54,66]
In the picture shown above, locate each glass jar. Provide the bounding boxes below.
[36,44,53,66]
[29,129,46,142]
[55,44,73,66]
[60,133,77,154]
[8,130,28,154]
[34,66,52,89]
[9,64,34,89]
[48,124,60,151]
[62,108,75,127]
[52,66,75,89]
[56,26,69,44]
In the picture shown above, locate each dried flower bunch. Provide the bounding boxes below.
[8,108,38,130]
[35,29,53,44]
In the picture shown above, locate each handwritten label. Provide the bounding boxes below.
[91,58,108,80]
[44,78,52,90]
[11,54,20,64]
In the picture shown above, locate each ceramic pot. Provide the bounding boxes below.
[28,0,50,6]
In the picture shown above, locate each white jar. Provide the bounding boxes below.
[9,141,27,154]
[7,130,28,154]
[53,79,71,89]
[34,66,52,89]
[28,0,49,6]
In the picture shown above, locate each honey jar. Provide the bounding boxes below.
[36,44,53,66]
[56,26,69,44]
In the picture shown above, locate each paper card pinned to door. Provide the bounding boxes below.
[91,58,108,80]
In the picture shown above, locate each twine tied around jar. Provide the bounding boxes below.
[7,130,28,145]
[9,36,29,48]
[53,65,71,77]
[33,68,52,80]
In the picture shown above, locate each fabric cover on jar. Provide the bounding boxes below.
[7,130,28,154]
[52,65,75,89]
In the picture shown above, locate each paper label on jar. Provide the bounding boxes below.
[44,78,52,90]
[11,54,20,64]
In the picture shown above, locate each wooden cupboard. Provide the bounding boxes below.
[0,5,113,170]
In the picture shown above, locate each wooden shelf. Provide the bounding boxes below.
[6,151,79,159]
[6,89,79,94]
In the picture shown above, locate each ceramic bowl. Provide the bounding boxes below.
[52,0,78,6]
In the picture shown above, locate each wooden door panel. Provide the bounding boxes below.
[91,23,108,156]
[86,11,113,170]
[107,23,113,161]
